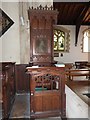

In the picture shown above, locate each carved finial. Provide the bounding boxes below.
[29,5,54,11]
[45,5,48,10]
[32,6,33,9]
[39,5,42,10]
[51,5,53,10]
[48,7,50,10]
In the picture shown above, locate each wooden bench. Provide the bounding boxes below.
[75,61,88,69]
[66,68,90,81]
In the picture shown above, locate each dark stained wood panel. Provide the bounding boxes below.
[27,66,66,119]
[63,4,72,24]
[83,8,90,23]
[1,62,15,119]
[28,6,58,66]
[15,64,29,93]
[53,2,90,25]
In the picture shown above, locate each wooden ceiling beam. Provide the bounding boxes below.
[66,4,75,25]
[83,8,90,21]
[75,2,90,46]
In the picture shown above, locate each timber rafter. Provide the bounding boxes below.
[75,1,90,46]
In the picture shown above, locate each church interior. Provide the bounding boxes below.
[0,1,90,120]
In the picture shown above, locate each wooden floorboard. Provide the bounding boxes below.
[66,80,90,106]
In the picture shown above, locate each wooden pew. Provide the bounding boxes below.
[66,68,90,81]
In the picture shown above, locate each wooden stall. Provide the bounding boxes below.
[0,62,16,119]
[26,66,66,119]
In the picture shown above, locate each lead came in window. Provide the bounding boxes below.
[54,29,65,51]
[53,26,70,55]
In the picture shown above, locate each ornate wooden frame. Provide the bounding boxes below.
[0,8,14,37]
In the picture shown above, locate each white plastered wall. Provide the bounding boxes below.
[0,2,20,64]
[54,25,89,64]
[0,1,89,64]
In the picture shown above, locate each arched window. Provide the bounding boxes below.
[82,28,90,52]
[53,26,70,54]
[54,29,65,51]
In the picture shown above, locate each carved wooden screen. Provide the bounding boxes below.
[26,66,66,119]
[34,73,60,91]
[28,5,58,66]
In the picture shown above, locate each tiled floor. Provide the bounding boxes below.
[9,94,61,120]
[10,93,30,119]
[9,85,89,119]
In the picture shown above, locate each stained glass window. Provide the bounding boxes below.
[54,29,65,51]
[82,29,90,52]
